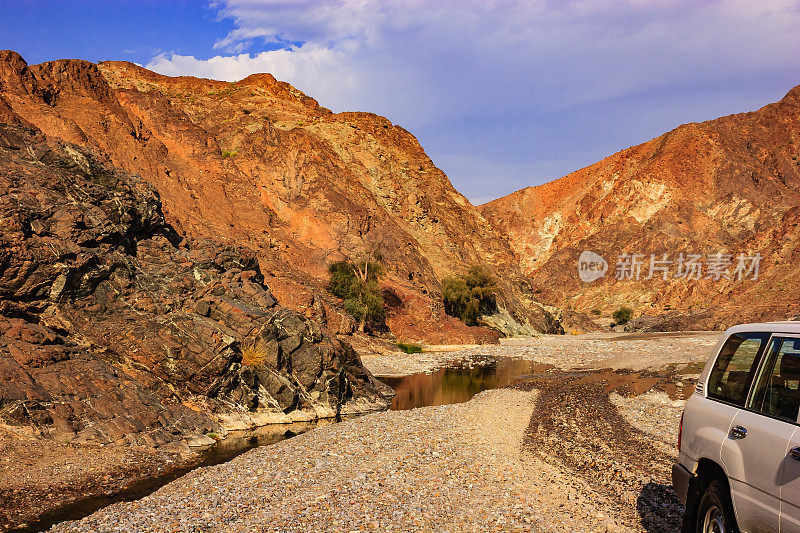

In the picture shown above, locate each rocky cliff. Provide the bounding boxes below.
[480,85,800,328]
[0,121,391,448]
[0,50,542,344]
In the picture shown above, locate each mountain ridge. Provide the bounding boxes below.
[3,48,800,334]
[480,82,800,327]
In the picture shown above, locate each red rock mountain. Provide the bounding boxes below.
[480,85,800,329]
[0,119,394,438]
[4,48,800,336]
[0,50,537,344]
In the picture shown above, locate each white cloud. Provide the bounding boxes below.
[146,0,800,199]
[150,1,800,115]
[147,43,363,111]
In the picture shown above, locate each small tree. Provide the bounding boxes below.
[328,260,385,332]
[612,306,634,325]
[441,265,498,326]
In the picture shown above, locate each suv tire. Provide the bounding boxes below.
[695,480,739,533]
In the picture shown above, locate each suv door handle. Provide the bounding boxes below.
[790,447,800,461]
[729,425,748,439]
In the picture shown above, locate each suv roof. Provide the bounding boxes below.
[725,322,800,335]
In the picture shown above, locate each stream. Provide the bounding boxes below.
[381,356,553,410]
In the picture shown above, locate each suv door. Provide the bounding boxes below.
[683,332,770,499]
[721,335,800,532]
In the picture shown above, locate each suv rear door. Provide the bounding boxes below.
[721,335,800,532]
[683,332,769,487]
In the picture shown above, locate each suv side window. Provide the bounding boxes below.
[748,337,800,422]
[707,332,770,406]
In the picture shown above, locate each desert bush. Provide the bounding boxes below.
[612,306,634,325]
[396,342,423,354]
[221,149,238,158]
[591,308,602,316]
[328,260,385,331]
[441,265,498,326]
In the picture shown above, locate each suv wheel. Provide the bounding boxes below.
[695,480,738,533]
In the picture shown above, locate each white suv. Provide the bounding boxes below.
[675,323,800,532]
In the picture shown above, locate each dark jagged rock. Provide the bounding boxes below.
[0,123,392,447]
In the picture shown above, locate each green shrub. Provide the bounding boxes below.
[441,265,497,326]
[221,150,238,158]
[591,308,602,316]
[396,342,423,354]
[612,306,634,325]
[328,260,385,332]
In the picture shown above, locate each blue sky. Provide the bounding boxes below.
[0,1,228,65]
[3,1,800,204]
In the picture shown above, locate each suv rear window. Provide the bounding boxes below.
[707,332,770,406]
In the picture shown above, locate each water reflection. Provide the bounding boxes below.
[196,419,336,459]
[379,357,552,410]
[570,370,695,400]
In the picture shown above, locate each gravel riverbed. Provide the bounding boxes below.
[363,331,720,376]
[610,392,685,449]
[51,389,631,532]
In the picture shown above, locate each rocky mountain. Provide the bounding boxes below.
[4,47,799,342]
[0,121,392,448]
[0,50,543,344]
[480,85,800,329]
